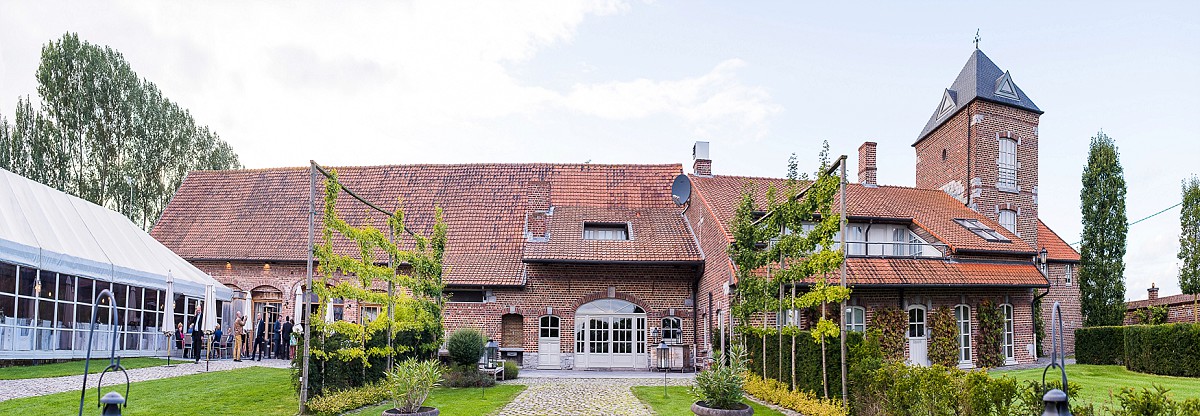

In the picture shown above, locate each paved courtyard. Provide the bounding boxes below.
[0,358,292,402]
[496,375,693,416]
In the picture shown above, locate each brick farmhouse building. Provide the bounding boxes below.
[150,49,1080,369]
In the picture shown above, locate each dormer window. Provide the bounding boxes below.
[583,223,629,240]
[953,218,1010,243]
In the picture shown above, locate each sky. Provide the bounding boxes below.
[1,1,1197,300]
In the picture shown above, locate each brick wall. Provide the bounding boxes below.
[684,185,736,357]
[1125,293,1200,325]
[1040,262,1080,355]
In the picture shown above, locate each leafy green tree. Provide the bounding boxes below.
[3,32,243,229]
[1180,175,1200,322]
[1080,131,1128,327]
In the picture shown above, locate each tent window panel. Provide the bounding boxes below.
[57,301,74,329]
[16,296,34,326]
[0,262,15,294]
[18,267,36,297]
[113,284,128,310]
[0,294,14,325]
[57,275,75,302]
[77,278,95,305]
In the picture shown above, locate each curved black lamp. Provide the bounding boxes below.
[1041,301,1071,416]
[78,289,131,416]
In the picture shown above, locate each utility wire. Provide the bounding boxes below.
[1070,201,1183,246]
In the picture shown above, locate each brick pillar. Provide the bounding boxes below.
[858,141,877,185]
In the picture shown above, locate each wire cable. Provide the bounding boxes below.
[1070,201,1183,246]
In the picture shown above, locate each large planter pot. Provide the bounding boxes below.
[382,406,439,416]
[691,401,753,416]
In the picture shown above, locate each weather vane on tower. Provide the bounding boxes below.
[974,29,981,49]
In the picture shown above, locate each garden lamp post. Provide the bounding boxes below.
[485,339,499,369]
[657,341,670,398]
[1041,301,1071,416]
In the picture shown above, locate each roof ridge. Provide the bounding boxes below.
[193,162,685,174]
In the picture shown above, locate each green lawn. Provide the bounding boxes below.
[632,386,786,416]
[0,357,172,380]
[0,366,295,416]
[349,385,526,416]
[993,364,1200,405]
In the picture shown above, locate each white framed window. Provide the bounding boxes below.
[892,228,907,256]
[848,226,865,255]
[955,305,971,366]
[1064,264,1073,286]
[361,305,381,322]
[777,309,801,328]
[1001,304,1015,364]
[583,223,629,240]
[909,232,925,256]
[844,306,865,333]
[539,315,560,338]
[908,306,926,338]
[998,210,1017,234]
[661,317,681,343]
[998,138,1017,191]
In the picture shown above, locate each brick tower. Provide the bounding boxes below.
[913,49,1043,249]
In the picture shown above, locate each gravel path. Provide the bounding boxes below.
[495,377,693,416]
[0,358,292,402]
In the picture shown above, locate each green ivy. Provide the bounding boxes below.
[872,306,906,361]
[927,306,958,367]
[976,300,1005,369]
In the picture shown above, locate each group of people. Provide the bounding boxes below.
[173,306,300,363]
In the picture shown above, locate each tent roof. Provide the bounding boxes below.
[0,168,229,300]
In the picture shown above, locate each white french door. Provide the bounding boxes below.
[574,314,646,369]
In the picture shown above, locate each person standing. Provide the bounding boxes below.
[252,313,267,361]
[282,316,295,360]
[191,304,204,363]
[232,311,246,362]
[271,316,283,359]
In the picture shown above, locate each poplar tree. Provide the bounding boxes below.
[1079,131,1128,327]
[1179,175,1200,322]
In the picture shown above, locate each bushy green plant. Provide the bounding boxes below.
[304,382,389,416]
[1123,323,1200,377]
[295,313,442,397]
[744,373,844,416]
[1075,326,1125,365]
[386,358,443,413]
[501,360,519,380]
[977,300,1005,368]
[442,365,495,388]
[1133,306,1168,325]
[743,327,862,396]
[692,344,748,410]
[446,328,487,367]
[928,306,958,367]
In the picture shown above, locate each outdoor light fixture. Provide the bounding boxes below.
[1039,247,1048,266]
[79,289,131,416]
[484,339,499,369]
[657,341,670,397]
[100,391,126,416]
[33,276,41,298]
[1041,301,1071,416]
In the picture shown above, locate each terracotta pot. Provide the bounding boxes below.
[691,401,753,416]
[381,406,439,416]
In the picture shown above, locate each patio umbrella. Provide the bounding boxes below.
[161,272,176,366]
[202,284,218,369]
[294,286,303,324]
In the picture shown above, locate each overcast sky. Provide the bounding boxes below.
[2,1,1197,300]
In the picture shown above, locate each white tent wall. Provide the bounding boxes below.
[0,168,230,360]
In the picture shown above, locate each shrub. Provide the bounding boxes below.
[1133,306,1169,325]
[1075,326,1125,365]
[295,316,441,397]
[692,344,747,410]
[442,365,496,388]
[446,328,487,367]
[848,330,885,416]
[1123,323,1200,377]
[386,358,442,413]
[743,327,863,398]
[977,300,1005,368]
[872,306,906,360]
[928,305,958,367]
[744,373,844,416]
[502,360,519,380]
[305,382,389,416]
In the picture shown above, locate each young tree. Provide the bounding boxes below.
[1079,131,1128,327]
[1179,175,1200,322]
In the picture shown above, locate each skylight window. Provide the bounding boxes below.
[953,218,1010,243]
[583,223,629,240]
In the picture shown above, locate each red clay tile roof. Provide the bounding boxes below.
[1038,220,1080,262]
[151,163,687,286]
[523,206,702,263]
[836,257,1049,287]
[689,175,1032,254]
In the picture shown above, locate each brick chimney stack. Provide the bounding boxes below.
[858,141,877,185]
[693,141,712,176]
[1148,283,1159,300]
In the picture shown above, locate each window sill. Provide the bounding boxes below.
[997,186,1019,194]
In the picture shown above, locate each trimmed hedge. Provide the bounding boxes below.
[1124,323,1200,377]
[1075,326,1125,365]
[744,329,863,398]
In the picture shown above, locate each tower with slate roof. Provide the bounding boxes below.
[913,49,1043,249]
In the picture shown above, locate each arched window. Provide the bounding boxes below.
[908,306,926,338]
[844,306,865,333]
[576,298,644,314]
[955,305,971,365]
[661,317,682,343]
[539,315,560,338]
[999,209,1017,234]
[1001,303,1015,363]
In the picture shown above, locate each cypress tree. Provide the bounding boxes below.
[1179,175,1200,322]
[1079,131,1128,327]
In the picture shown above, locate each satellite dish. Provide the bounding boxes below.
[671,174,692,206]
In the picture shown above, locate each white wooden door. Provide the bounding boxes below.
[907,305,929,366]
[537,315,560,369]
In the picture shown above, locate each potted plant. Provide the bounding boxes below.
[691,344,752,415]
[383,358,444,416]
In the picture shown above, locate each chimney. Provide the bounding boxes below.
[525,181,549,239]
[1148,283,1159,300]
[857,141,877,185]
[693,141,712,176]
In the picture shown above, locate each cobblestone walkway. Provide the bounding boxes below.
[496,377,693,416]
[0,358,292,402]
